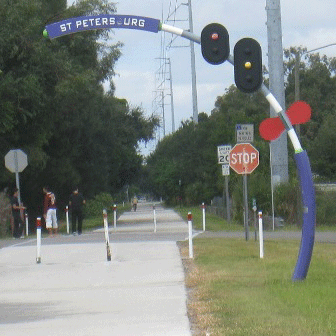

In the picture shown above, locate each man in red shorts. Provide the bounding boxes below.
[43,186,58,237]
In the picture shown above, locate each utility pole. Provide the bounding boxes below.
[266,0,289,185]
[187,0,199,124]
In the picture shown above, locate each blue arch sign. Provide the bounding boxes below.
[45,14,160,39]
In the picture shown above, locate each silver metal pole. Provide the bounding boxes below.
[225,176,230,222]
[266,0,289,184]
[14,151,21,205]
[187,0,198,124]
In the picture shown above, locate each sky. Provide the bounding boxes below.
[66,0,336,155]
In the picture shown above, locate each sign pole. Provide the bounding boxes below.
[252,198,257,241]
[243,174,249,241]
[14,151,22,205]
[225,176,230,222]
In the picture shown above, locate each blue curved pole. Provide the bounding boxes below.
[259,84,316,281]
[292,150,316,280]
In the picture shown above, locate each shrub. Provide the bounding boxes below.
[85,193,115,218]
[0,190,12,237]
[274,180,299,224]
[316,191,336,226]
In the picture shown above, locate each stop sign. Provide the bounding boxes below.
[5,149,28,173]
[229,143,259,174]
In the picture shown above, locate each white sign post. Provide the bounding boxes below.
[5,149,28,205]
[259,211,264,259]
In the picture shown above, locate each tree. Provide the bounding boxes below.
[0,0,158,218]
[284,47,336,178]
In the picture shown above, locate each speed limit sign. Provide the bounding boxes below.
[217,145,231,164]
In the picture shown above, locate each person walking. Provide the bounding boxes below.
[132,196,138,212]
[43,186,58,237]
[69,187,86,235]
[10,188,25,239]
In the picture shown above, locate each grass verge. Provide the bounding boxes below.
[175,206,243,232]
[180,238,336,336]
[56,204,132,233]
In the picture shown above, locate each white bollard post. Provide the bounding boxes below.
[202,202,206,231]
[188,212,193,259]
[36,217,42,264]
[153,204,157,233]
[258,211,264,259]
[103,209,111,261]
[25,211,29,236]
[113,204,117,233]
[65,206,69,234]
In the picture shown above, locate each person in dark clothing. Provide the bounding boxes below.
[11,188,25,239]
[69,187,86,235]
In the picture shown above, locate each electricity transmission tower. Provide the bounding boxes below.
[152,0,198,143]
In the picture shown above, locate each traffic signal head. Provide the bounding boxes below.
[201,23,229,65]
[234,38,262,93]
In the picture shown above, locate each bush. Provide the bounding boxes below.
[274,180,299,224]
[273,182,336,227]
[316,191,336,226]
[0,190,12,237]
[85,193,115,218]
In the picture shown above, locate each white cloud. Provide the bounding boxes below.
[114,70,155,107]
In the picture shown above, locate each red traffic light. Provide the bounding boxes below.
[211,32,219,40]
[201,23,229,65]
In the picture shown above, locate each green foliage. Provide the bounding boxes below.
[316,191,336,226]
[0,191,12,237]
[0,0,158,216]
[147,85,270,211]
[273,180,299,224]
[85,192,114,217]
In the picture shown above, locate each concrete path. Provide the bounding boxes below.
[0,203,192,336]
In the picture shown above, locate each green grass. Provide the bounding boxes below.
[175,206,244,231]
[182,238,336,335]
[175,205,336,232]
[55,204,132,234]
